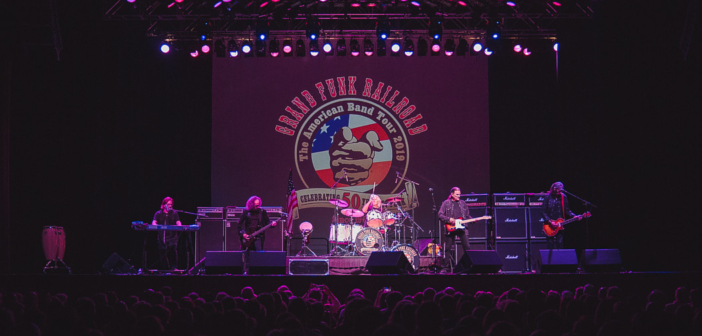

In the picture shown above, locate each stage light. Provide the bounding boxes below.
[283,40,293,56]
[364,39,374,56]
[227,40,239,57]
[367,2,376,7]
[306,19,321,41]
[190,50,199,57]
[429,18,442,40]
[200,34,208,41]
[255,40,266,57]
[337,38,347,56]
[391,42,401,53]
[403,38,414,56]
[553,41,559,52]
[160,42,170,54]
[127,0,136,3]
[200,44,210,53]
[242,41,252,54]
[323,41,333,55]
[376,20,391,40]
[523,48,531,56]
[552,1,562,6]
[471,41,483,53]
[351,2,361,7]
[214,39,225,57]
[506,1,516,6]
[270,39,280,57]
[456,39,468,56]
[309,40,319,57]
[350,39,360,56]
[417,38,428,56]
[513,43,522,53]
[256,20,269,41]
[458,1,467,6]
[487,18,501,40]
[411,1,420,7]
[444,39,455,56]
[484,48,493,56]
[431,39,441,55]
[296,39,305,57]
[377,39,386,57]
[213,1,222,8]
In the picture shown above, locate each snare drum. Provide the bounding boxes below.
[42,226,66,261]
[366,210,384,228]
[329,224,363,244]
[355,228,384,255]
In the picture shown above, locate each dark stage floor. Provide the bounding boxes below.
[3,272,700,300]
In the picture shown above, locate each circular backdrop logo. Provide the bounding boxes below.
[295,98,409,193]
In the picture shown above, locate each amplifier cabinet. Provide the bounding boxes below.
[493,193,526,207]
[495,240,529,272]
[224,207,285,252]
[195,219,225,261]
[463,194,489,207]
[196,207,224,220]
[526,193,548,207]
[494,208,528,239]
[453,239,487,264]
[529,208,547,238]
[465,207,488,239]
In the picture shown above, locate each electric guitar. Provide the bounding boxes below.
[241,213,288,249]
[445,216,492,232]
[542,212,591,237]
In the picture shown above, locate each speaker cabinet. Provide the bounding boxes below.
[196,219,225,261]
[538,249,579,273]
[454,250,503,274]
[580,249,622,272]
[101,253,137,275]
[528,208,547,238]
[466,207,488,239]
[249,251,287,275]
[494,208,528,239]
[365,251,412,274]
[205,251,243,275]
[288,259,330,275]
[454,239,487,263]
[495,241,528,272]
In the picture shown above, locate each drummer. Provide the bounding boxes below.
[362,194,382,215]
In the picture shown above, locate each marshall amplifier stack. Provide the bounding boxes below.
[493,193,528,272]
[527,193,549,239]
[459,193,490,264]
[225,206,285,252]
[195,207,225,262]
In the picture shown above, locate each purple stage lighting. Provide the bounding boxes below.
[190,50,199,57]
[513,44,522,53]
[431,43,441,53]
[260,1,269,7]
[553,42,559,52]
[283,45,292,53]
[127,0,136,3]
[201,45,210,53]
[484,48,493,56]
[458,1,467,6]
[213,1,222,8]
[229,50,238,57]
[411,1,420,6]
[160,43,170,54]
[523,48,531,56]
[552,1,561,6]
[506,1,516,6]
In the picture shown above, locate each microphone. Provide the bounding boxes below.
[343,169,348,182]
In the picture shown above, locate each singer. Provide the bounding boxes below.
[152,196,183,270]
[541,182,582,249]
[438,187,472,272]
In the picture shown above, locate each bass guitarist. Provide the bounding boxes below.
[238,196,277,251]
[439,187,472,270]
[541,182,582,249]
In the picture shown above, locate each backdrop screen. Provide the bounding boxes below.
[213,55,489,242]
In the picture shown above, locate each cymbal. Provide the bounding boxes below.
[340,208,364,218]
[329,198,349,208]
[386,197,403,203]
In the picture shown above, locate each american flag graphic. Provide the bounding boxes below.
[285,170,299,235]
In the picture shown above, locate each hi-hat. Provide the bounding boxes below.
[329,198,349,208]
[386,197,403,203]
[340,208,364,218]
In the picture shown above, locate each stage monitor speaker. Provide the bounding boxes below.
[454,250,503,274]
[528,208,547,238]
[101,253,138,275]
[196,219,225,261]
[288,259,330,275]
[538,249,579,273]
[249,251,287,275]
[495,241,528,272]
[494,208,528,239]
[580,249,623,272]
[205,251,243,275]
[365,251,411,274]
[454,240,487,262]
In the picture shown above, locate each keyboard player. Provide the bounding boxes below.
[152,197,182,270]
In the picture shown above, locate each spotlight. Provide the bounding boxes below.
[295,39,305,57]
[337,38,347,56]
[160,42,171,54]
[283,39,293,56]
[444,39,455,56]
[242,40,253,57]
[364,39,374,56]
[350,39,360,56]
[390,41,401,56]
[306,18,321,41]
[190,50,199,57]
[376,20,391,40]
[309,40,319,57]
[506,1,516,6]
[523,48,531,56]
[431,39,441,55]
[255,40,266,57]
[513,43,522,53]
[553,41,559,52]
[417,38,428,56]
[457,39,468,56]
[484,48,493,56]
[470,41,483,55]
[269,39,280,57]
[487,18,501,40]
[256,20,270,41]
[214,39,225,57]
[227,40,239,57]
[323,41,333,55]
[403,38,414,56]
[429,18,442,40]
[201,44,211,53]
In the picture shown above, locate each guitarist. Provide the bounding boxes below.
[541,182,582,249]
[439,187,472,270]
[237,196,276,251]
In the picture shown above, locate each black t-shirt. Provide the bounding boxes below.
[153,210,180,243]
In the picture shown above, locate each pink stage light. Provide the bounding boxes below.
[411,1,420,6]
[272,0,280,2]
[484,48,493,56]
[365,51,373,56]
[506,1,516,6]
[552,1,561,6]
[458,1,467,6]
[260,1,268,7]
[127,0,136,3]
[175,0,184,3]
[351,3,361,7]
[223,0,232,2]
[271,51,279,57]
[523,48,531,56]
[431,44,441,52]
[367,3,376,7]
[283,45,292,53]
[513,44,522,53]
[190,50,199,57]
[167,2,175,8]
[351,50,360,57]
[213,1,222,8]
[201,45,210,53]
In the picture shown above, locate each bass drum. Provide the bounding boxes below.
[355,228,384,255]
[391,244,420,273]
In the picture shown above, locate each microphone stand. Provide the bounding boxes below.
[561,190,598,249]
[173,209,199,272]
[429,188,440,273]
[330,173,345,256]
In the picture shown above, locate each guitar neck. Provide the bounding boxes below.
[250,222,274,237]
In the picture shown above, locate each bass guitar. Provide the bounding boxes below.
[241,213,288,249]
[445,216,492,232]
[542,212,591,237]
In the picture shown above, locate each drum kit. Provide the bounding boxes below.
[327,196,424,271]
